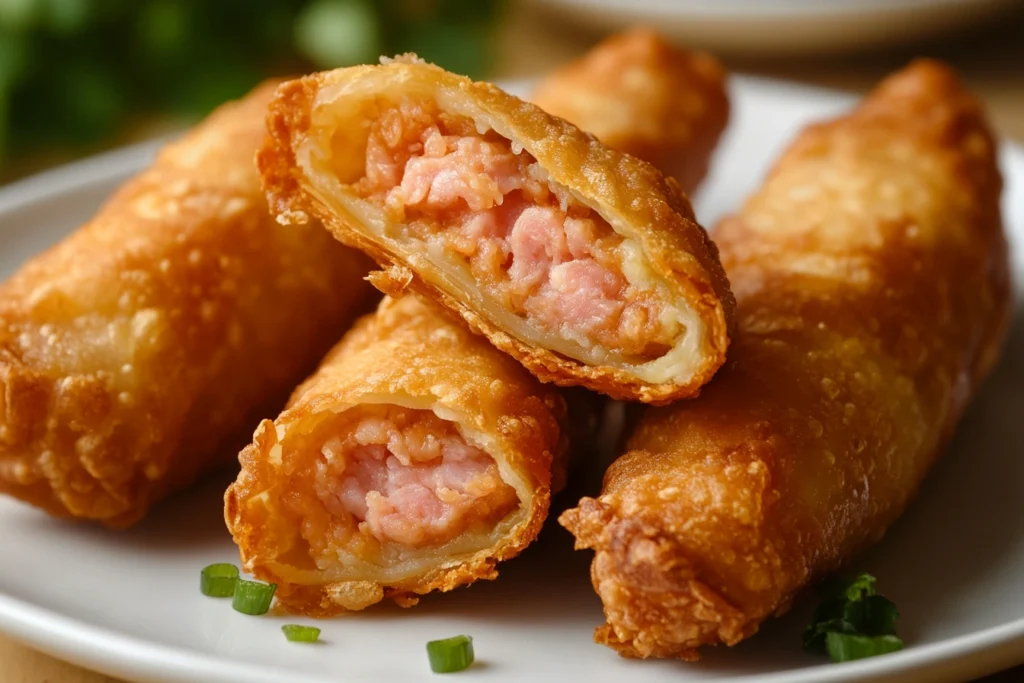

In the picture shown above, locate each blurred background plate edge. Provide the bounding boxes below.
[527,0,1022,55]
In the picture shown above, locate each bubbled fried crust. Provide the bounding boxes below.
[560,60,1012,659]
[0,81,378,526]
[257,59,734,404]
[531,27,729,195]
[225,295,568,615]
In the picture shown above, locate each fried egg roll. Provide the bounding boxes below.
[560,60,1012,659]
[0,82,377,527]
[225,295,566,614]
[258,58,733,404]
[531,27,729,194]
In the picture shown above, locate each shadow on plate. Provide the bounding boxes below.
[5,465,238,554]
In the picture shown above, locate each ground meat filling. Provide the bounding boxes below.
[312,406,519,549]
[353,99,680,361]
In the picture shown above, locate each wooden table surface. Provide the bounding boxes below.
[2,3,1022,682]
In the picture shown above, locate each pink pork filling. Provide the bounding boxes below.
[313,406,519,549]
[353,100,676,360]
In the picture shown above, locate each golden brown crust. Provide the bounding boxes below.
[257,60,734,404]
[0,82,378,527]
[560,60,1012,659]
[531,27,729,194]
[225,295,567,615]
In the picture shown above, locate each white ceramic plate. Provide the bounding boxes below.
[530,0,1019,55]
[0,76,1022,683]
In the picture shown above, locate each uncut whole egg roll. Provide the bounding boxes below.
[225,295,566,614]
[258,58,733,403]
[0,82,376,527]
[531,27,729,194]
[560,60,1012,659]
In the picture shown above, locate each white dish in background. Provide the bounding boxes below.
[530,0,1019,55]
[0,76,1022,683]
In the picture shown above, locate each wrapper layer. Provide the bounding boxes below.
[258,58,733,403]
[0,82,377,526]
[531,27,729,194]
[560,60,1012,659]
[225,295,567,615]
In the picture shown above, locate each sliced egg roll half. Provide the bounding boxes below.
[225,295,567,614]
[257,58,733,403]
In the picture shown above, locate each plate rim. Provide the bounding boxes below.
[0,73,1022,683]
[3,574,1024,683]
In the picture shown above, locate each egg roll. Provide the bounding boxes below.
[0,82,377,527]
[531,27,729,194]
[224,295,566,614]
[560,60,1012,659]
[258,58,733,404]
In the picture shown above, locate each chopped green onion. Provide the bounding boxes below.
[282,624,321,643]
[199,563,239,598]
[426,634,474,673]
[826,633,903,662]
[231,579,277,615]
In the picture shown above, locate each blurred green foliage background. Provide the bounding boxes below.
[0,0,504,171]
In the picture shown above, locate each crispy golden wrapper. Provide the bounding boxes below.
[531,27,729,194]
[560,60,1012,659]
[225,295,567,614]
[0,82,377,527]
[258,58,733,403]
[222,42,720,613]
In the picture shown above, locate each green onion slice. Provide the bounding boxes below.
[282,624,321,643]
[426,634,474,673]
[199,563,239,598]
[826,632,903,662]
[231,579,277,615]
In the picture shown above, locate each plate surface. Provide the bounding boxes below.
[0,76,1022,683]
[531,0,1018,54]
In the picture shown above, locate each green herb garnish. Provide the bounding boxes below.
[426,634,474,673]
[282,624,322,643]
[231,578,277,615]
[199,563,239,598]
[825,632,903,662]
[804,573,903,662]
